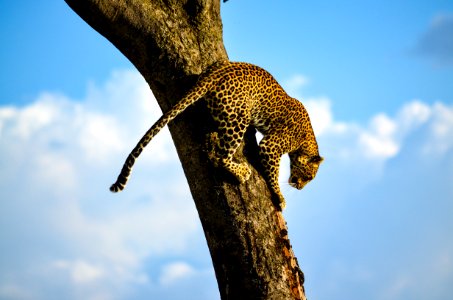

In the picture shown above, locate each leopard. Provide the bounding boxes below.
[110,62,323,210]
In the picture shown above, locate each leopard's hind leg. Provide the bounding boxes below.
[208,103,251,183]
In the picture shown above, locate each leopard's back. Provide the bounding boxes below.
[206,62,319,154]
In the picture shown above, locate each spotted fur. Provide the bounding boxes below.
[110,62,322,210]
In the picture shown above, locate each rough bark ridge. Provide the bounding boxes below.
[64,0,307,299]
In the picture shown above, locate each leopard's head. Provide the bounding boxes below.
[288,153,323,190]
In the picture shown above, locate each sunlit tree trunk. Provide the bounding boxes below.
[65,0,307,299]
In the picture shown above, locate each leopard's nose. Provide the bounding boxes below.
[290,177,298,184]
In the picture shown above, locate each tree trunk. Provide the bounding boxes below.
[64,0,307,299]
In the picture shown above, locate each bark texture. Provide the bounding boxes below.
[64,0,307,299]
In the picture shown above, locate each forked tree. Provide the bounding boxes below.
[65,0,308,299]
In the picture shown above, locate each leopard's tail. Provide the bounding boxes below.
[110,81,212,193]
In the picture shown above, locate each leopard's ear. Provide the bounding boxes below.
[309,155,324,164]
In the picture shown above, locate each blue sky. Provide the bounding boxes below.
[1,1,452,299]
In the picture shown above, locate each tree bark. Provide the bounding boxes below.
[64,0,307,299]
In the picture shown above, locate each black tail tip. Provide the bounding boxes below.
[110,183,123,193]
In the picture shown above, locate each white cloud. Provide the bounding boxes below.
[359,113,399,159]
[33,152,77,192]
[284,74,452,160]
[53,260,105,284]
[159,262,196,286]
[304,97,335,136]
[7,95,62,139]
[77,112,125,163]
[397,100,431,129]
[425,102,453,154]
[285,74,310,95]
[297,93,453,164]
